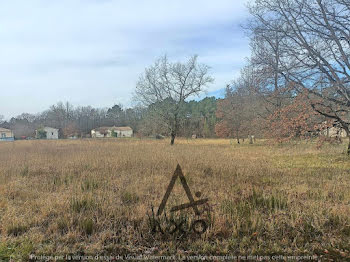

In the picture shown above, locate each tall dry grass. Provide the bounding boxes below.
[0,138,349,260]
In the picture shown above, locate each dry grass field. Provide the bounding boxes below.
[0,138,350,261]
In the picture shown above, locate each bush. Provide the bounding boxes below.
[36,129,47,139]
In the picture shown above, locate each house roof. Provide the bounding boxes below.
[35,127,59,132]
[43,127,59,131]
[114,126,133,131]
[93,126,132,132]
[0,127,12,132]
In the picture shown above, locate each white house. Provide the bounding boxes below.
[91,126,133,138]
[323,126,347,138]
[36,127,59,139]
[0,128,14,141]
[319,121,347,138]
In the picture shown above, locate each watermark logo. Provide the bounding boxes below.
[149,164,212,237]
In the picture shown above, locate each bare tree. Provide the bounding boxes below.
[246,18,293,114]
[215,85,247,143]
[0,115,4,125]
[134,55,214,145]
[249,0,350,153]
[215,77,260,143]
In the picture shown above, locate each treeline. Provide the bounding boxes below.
[0,97,217,139]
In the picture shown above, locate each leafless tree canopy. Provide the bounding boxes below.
[134,55,214,144]
[135,55,213,105]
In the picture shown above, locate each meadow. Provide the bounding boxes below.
[0,138,349,261]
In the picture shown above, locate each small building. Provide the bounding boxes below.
[0,128,14,141]
[323,126,347,138]
[91,126,133,138]
[36,127,59,140]
[319,121,347,138]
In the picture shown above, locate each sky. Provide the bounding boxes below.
[0,0,251,119]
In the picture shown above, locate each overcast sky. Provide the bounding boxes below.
[0,0,251,119]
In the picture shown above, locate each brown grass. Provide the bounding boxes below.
[0,138,349,261]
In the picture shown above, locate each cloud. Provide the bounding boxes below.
[0,0,250,118]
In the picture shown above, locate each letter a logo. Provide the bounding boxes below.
[157,164,208,216]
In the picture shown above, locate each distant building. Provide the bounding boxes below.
[323,126,347,138]
[36,127,59,140]
[91,126,133,138]
[0,128,14,141]
[318,121,347,138]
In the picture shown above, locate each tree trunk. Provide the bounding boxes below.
[344,127,350,155]
[249,135,253,144]
[170,132,176,145]
[170,114,178,146]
